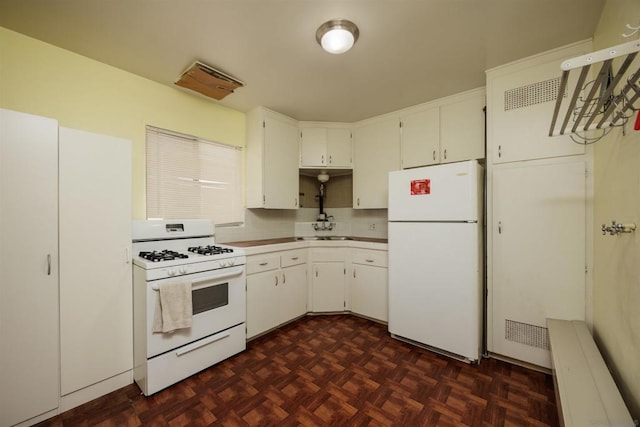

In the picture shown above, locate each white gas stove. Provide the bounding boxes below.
[132,220,245,276]
[132,219,246,395]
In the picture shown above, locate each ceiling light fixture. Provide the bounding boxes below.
[316,19,359,54]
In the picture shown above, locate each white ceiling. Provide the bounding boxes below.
[0,0,605,122]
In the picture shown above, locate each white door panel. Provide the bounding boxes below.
[491,160,586,368]
[0,109,59,426]
[59,127,133,395]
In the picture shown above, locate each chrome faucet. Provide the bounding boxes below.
[313,222,335,231]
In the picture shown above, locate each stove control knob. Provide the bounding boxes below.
[220,260,227,267]
[179,267,187,275]
[228,259,235,266]
[167,269,176,277]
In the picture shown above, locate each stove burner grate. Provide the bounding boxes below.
[188,245,234,256]
[139,250,189,262]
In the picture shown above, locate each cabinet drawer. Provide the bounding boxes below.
[281,249,307,268]
[351,250,388,267]
[246,255,280,275]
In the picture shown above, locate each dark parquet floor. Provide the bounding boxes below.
[37,315,559,426]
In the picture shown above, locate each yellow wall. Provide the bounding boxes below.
[0,26,245,219]
[592,0,640,417]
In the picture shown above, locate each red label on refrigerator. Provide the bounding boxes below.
[410,179,430,195]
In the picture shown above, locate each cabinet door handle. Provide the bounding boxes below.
[282,273,286,284]
[47,254,51,276]
[275,275,279,286]
[329,155,332,164]
[357,197,360,207]
[444,149,447,160]
[353,269,356,278]
[365,259,374,263]
[295,198,298,207]
[259,262,269,266]
[498,145,502,158]
[315,268,318,277]
[498,221,502,234]
[291,257,299,261]
[433,150,436,161]
[322,154,325,165]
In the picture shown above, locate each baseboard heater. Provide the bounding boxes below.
[547,319,635,426]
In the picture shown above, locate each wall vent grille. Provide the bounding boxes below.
[505,319,549,350]
[504,78,565,111]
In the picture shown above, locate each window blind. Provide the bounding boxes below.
[146,126,243,225]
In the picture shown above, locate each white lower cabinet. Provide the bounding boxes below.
[247,268,280,338]
[312,263,346,312]
[310,248,347,312]
[280,253,308,323]
[349,249,388,322]
[246,250,307,339]
[247,244,388,334]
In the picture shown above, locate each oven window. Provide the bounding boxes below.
[192,283,229,315]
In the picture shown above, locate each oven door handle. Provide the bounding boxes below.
[175,330,231,357]
[151,266,245,291]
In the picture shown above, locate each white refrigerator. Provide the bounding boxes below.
[387,160,483,363]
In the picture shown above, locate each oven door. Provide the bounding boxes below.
[146,265,246,358]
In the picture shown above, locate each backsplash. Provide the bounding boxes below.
[215,208,296,243]
[216,207,388,243]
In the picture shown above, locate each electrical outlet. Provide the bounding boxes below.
[368,223,376,231]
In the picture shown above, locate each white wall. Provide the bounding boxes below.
[592,0,640,418]
[0,26,245,219]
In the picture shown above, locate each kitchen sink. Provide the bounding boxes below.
[296,236,353,241]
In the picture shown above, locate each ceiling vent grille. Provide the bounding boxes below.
[175,61,245,101]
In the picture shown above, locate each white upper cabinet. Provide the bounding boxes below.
[400,106,440,168]
[246,107,300,209]
[439,88,486,163]
[353,115,401,209]
[487,41,590,164]
[300,126,326,167]
[299,123,352,168]
[327,127,352,167]
[400,88,485,169]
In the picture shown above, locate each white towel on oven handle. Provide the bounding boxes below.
[152,281,193,333]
